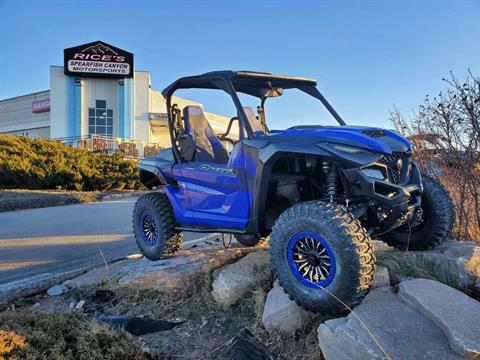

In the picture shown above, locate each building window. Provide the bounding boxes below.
[88,100,113,136]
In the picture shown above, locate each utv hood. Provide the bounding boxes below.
[268,125,411,154]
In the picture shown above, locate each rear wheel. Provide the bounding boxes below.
[382,175,455,251]
[269,201,375,314]
[234,234,267,247]
[132,192,183,260]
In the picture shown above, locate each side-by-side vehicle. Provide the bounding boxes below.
[132,71,454,314]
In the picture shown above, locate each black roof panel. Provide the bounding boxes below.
[162,70,317,97]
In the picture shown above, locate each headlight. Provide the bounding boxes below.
[330,144,367,154]
[317,142,382,165]
[361,167,386,180]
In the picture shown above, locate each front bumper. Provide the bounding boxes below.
[341,161,423,234]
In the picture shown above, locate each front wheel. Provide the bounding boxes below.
[269,201,375,314]
[381,175,455,251]
[132,192,183,260]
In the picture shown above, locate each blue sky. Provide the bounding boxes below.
[0,0,479,129]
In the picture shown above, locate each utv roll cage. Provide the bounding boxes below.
[162,70,346,162]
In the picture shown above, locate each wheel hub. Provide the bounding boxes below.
[306,253,321,267]
[287,232,336,288]
[141,212,158,245]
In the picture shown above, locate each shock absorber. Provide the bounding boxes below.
[322,161,337,202]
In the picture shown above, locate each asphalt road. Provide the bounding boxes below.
[0,197,209,285]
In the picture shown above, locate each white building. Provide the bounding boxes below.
[0,41,230,152]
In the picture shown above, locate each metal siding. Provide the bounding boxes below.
[0,91,50,134]
[74,80,82,136]
[124,77,134,138]
[67,77,76,137]
[118,82,125,137]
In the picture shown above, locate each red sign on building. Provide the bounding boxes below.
[32,99,50,113]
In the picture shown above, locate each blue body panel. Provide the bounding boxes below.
[148,125,412,231]
[164,142,250,229]
[270,126,411,153]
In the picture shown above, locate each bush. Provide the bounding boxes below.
[0,135,143,191]
[390,71,480,242]
[0,312,145,360]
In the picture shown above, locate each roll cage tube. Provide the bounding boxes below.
[165,77,253,163]
[163,71,347,162]
[258,85,347,128]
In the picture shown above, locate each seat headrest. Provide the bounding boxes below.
[183,105,209,133]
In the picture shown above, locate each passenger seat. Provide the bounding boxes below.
[182,106,229,164]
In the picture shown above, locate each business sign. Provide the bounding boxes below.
[64,41,134,78]
[149,113,169,121]
[32,99,50,113]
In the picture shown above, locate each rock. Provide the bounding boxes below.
[317,286,463,360]
[118,246,258,293]
[371,266,390,288]
[371,240,393,254]
[262,280,313,334]
[47,284,68,296]
[0,268,86,305]
[211,250,270,306]
[75,300,85,310]
[62,245,257,293]
[408,241,480,290]
[64,260,134,289]
[399,279,480,358]
[68,301,77,310]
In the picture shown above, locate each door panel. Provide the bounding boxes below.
[176,162,249,229]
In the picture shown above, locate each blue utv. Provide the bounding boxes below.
[132,71,454,314]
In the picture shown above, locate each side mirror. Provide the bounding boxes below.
[261,87,283,97]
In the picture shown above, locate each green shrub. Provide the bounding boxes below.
[0,135,143,191]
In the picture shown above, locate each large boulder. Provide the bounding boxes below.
[118,247,258,292]
[211,250,269,306]
[408,241,480,290]
[64,246,257,293]
[262,280,314,334]
[317,283,467,360]
[399,279,480,358]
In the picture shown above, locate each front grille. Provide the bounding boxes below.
[379,152,407,184]
[362,129,385,138]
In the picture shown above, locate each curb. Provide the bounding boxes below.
[99,190,149,201]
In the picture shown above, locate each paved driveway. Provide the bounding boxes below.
[0,197,207,285]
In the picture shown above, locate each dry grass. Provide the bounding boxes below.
[377,250,480,300]
[94,264,325,359]
[0,189,100,212]
[0,311,146,360]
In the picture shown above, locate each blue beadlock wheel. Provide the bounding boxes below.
[140,210,159,246]
[287,231,336,288]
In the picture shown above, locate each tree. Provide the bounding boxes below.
[390,71,480,241]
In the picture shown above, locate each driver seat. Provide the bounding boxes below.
[183,106,229,164]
